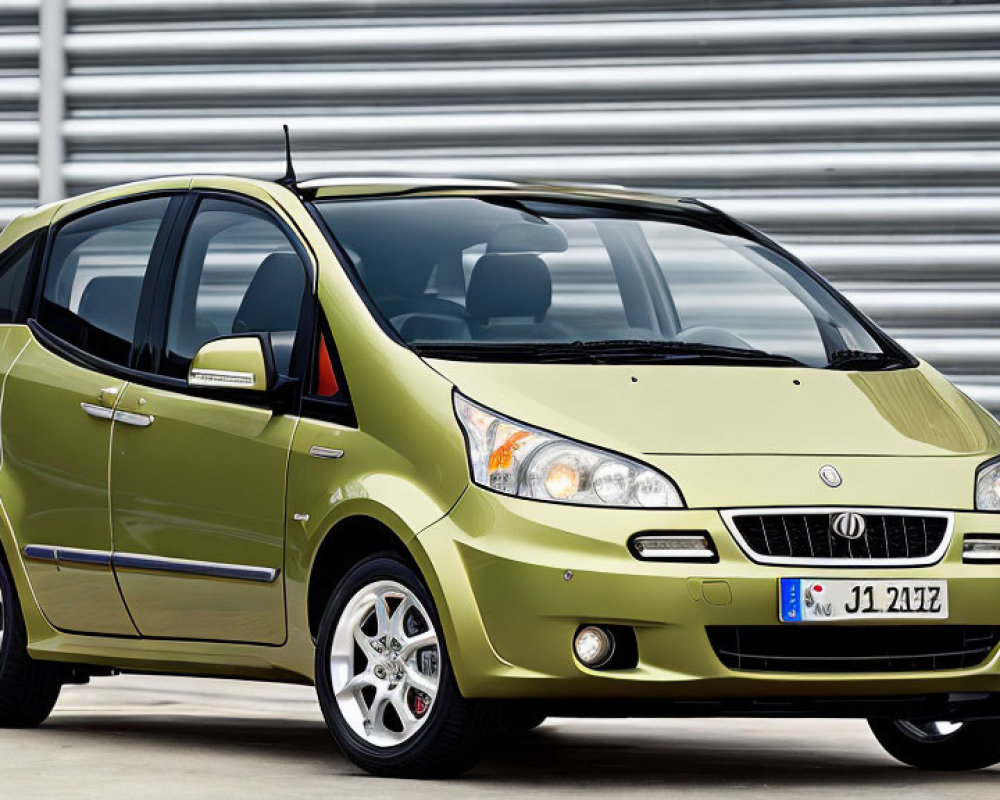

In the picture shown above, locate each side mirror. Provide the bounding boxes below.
[188,335,274,393]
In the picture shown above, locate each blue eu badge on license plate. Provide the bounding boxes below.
[779,578,803,622]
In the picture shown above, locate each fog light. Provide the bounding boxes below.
[964,536,1000,562]
[573,625,615,668]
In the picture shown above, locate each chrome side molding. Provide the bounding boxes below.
[23,545,277,584]
[113,553,278,583]
[23,544,112,567]
[308,445,344,460]
[22,544,57,562]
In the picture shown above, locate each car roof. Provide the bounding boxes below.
[4,175,698,242]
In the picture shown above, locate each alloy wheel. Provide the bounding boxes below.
[328,580,441,747]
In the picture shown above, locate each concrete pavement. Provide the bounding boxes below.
[1,675,996,798]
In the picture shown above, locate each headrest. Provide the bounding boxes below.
[77,275,143,341]
[466,253,552,324]
[232,252,305,334]
[486,221,568,254]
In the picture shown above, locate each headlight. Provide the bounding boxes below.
[454,393,684,508]
[976,457,1000,511]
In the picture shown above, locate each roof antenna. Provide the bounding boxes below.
[277,124,298,190]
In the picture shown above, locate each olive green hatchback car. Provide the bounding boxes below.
[1,175,1000,777]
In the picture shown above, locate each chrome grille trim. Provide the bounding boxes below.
[720,507,954,567]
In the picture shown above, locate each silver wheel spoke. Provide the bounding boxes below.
[374,592,391,637]
[335,671,374,702]
[366,685,393,737]
[352,623,379,662]
[389,689,420,738]
[403,664,438,699]
[399,629,436,659]
[388,596,414,641]
[897,719,964,742]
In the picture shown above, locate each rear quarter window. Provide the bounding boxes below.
[0,230,42,324]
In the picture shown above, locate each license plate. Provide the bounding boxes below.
[779,578,948,623]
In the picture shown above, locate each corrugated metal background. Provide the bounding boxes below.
[2,0,999,411]
[0,1,38,226]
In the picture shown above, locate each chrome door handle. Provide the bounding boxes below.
[81,402,114,420]
[113,410,154,427]
[81,402,153,427]
[308,445,344,459]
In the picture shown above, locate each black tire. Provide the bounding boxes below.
[501,704,547,735]
[869,718,1000,771]
[315,553,500,778]
[0,556,61,727]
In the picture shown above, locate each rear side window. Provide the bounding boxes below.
[0,230,41,323]
[39,197,171,365]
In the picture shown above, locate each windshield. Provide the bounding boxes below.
[314,195,902,370]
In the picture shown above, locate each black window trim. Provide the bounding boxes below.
[27,187,356,421]
[134,192,198,374]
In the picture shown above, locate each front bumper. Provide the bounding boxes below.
[415,486,1000,701]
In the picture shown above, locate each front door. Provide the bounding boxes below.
[108,195,310,643]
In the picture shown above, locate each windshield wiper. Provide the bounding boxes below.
[413,339,807,367]
[544,340,809,366]
[826,349,904,371]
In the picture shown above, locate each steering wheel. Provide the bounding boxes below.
[394,312,474,342]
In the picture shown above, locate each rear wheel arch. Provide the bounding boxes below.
[0,507,41,628]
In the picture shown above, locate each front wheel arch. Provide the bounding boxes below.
[306,515,422,640]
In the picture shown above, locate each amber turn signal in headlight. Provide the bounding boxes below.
[454,392,684,508]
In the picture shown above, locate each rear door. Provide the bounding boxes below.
[108,193,310,644]
[3,195,177,635]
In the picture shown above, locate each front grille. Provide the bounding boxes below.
[708,626,1000,673]
[725,509,951,565]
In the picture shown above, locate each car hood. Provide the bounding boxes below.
[425,358,1000,458]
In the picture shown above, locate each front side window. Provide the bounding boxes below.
[39,196,171,365]
[315,196,898,370]
[161,197,308,379]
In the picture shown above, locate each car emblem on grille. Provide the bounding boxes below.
[819,464,842,487]
[830,511,867,540]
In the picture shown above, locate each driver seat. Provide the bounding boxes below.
[466,253,560,340]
